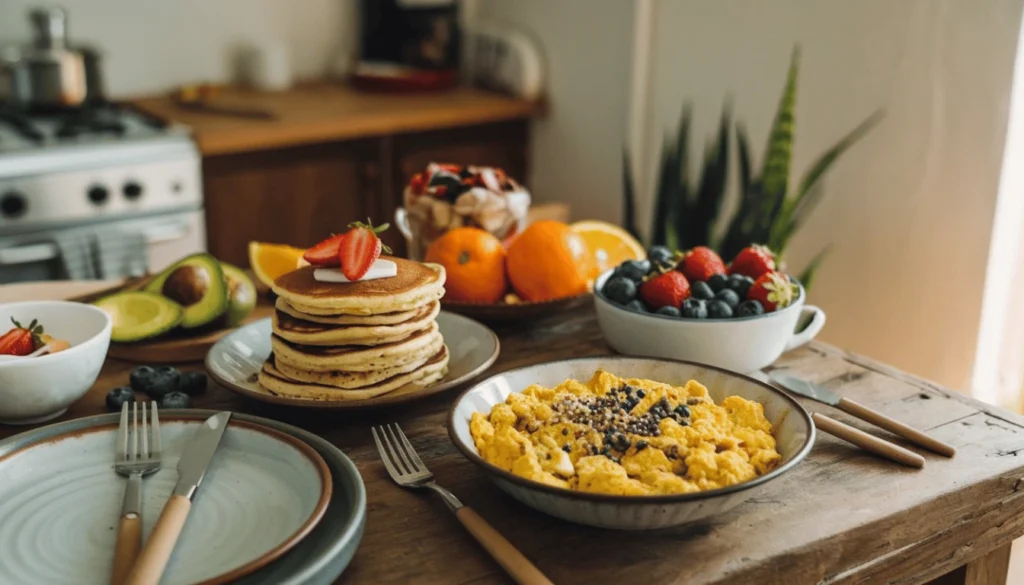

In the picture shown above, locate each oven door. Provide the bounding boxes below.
[0,209,206,284]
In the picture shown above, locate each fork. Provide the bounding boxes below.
[112,402,162,585]
[372,424,553,585]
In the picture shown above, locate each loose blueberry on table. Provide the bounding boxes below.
[129,365,180,398]
[161,391,191,409]
[105,387,135,410]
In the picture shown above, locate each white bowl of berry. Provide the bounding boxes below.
[594,245,826,374]
[0,301,112,424]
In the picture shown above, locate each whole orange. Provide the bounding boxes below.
[425,227,508,303]
[506,220,595,302]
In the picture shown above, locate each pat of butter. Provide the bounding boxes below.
[314,259,397,283]
[553,449,575,478]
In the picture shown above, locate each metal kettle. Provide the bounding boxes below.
[1,7,101,109]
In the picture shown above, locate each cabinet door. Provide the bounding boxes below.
[202,140,383,267]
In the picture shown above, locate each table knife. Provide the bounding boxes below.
[124,411,232,585]
[769,371,955,457]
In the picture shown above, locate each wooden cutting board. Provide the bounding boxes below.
[0,278,270,364]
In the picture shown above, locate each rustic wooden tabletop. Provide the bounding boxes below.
[3,302,1023,585]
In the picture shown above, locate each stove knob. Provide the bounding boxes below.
[87,185,109,205]
[0,192,27,219]
[123,181,143,200]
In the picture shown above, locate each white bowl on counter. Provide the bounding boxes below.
[0,301,112,425]
[593,270,826,373]
[448,356,814,530]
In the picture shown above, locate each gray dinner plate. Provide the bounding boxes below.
[0,410,366,585]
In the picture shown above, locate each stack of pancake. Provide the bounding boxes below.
[258,256,449,402]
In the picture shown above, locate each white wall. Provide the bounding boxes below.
[474,0,635,224]
[0,0,356,97]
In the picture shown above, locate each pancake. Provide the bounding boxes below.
[258,345,449,401]
[272,257,446,315]
[275,297,433,326]
[272,345,437,389]
[271,322,443,372]
[272,301,440,346]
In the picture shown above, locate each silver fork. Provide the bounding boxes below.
[371,423,553,585]
[112,402,162,585]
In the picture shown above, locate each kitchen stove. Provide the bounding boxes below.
[0,101,206,283]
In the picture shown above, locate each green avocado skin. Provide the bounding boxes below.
[95,292,183,343]
[221,262,257,326]
[144,253,229,329]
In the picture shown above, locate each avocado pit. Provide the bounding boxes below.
[162,265,210,307]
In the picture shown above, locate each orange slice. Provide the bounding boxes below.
[570,220,645,276]
[248,242,307,288]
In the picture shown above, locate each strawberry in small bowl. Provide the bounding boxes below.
[593,244,826,374]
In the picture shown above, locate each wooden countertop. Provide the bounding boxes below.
[1,285,1022,584]
[130,83,545,157]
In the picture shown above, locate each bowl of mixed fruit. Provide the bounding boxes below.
[594,244,826,373]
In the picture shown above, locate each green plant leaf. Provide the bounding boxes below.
[797,245,832,292]
[621,149,643,243]
[689,103,731,248]
[758,47,799,244]
[670,104,693,250]
[650,134,676,246]
[736,122,753,203]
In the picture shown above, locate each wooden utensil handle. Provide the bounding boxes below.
[838,397,956,457]
[111,514,141,585]
[812,412,925,468]
[124,495,192,585]
[455,507,553,585]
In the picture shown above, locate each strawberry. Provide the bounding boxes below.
[680,246,726,282]
[747,272,799,311]
[0,318,43,356]
[338,219,392,281]
[303,234,347,267]
[729,244,776,279]
[408,172,427,196]
[639,271,691,310]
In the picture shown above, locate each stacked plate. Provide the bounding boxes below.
[0,410,365,585]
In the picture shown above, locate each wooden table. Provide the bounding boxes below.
[3,303,1023,585]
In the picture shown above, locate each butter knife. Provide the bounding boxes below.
[124,412,232,585]
[769,371,955,457]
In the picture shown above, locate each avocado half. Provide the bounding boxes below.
[221,262,257,326]
[144,253,229,329]
[94,291,183,343]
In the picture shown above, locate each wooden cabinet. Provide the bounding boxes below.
[202,120,530,266]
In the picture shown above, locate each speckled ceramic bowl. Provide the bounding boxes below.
[448,356,814,530]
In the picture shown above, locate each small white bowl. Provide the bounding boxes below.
[593,270,826,373]
[0,301,112,425]
[448,356,814,530]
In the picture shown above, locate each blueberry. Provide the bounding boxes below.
[177,371,208,396]
[706,299,733,319]
[602,276,637,305]
[624,299,647,313]
[614,259,650,282]
[130,365,180,398]
[655,306,681,317]
[647,246,675,267]
[160,391,191,409]
[707,273,729,292]
[736,300,766,317]
[690,281,715,300]
[105,387,135,411]
[728,274,754,297]
[715,288,741,308]
[681,298,708,319]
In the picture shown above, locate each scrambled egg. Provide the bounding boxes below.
[469,370,781,496]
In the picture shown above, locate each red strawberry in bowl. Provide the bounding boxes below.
[681,246,726,282]
[730,245,776,279]
[747,271,799,312]
[639,271,691,310]
[0,318,43,356]
[338,220,392,281]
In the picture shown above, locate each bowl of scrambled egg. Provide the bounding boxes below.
[448,356,814,529]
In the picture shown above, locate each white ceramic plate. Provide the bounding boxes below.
[207,311,500,409]
[0,415,332,585]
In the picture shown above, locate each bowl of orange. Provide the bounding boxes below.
[424,219,644,322]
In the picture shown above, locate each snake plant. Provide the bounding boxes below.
[623,47,882,288]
